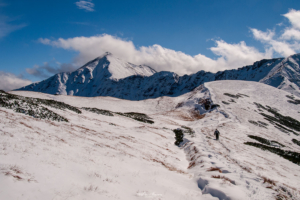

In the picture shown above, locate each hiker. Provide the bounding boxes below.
[214,129,220,140]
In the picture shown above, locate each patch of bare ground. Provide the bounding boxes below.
[160,110,196,121]
[190,109,206,120]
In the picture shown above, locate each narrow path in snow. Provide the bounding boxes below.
[182,87,274,199]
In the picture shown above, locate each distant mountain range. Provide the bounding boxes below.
[16,52,300,100]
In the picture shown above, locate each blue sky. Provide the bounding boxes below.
[1,0,300,90]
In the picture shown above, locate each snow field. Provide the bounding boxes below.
[3,80,300,199]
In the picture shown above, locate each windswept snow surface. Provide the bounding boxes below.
[2,80,300,199]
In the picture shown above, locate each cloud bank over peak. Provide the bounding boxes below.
[37,35,270,75]
[34,9,300,77]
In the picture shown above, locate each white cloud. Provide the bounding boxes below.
[38,38,51,45]
[280,10,300,41]
[0,15,26,38]
[251,28,296,57]
[283,9,300,29]
[38,34,270,75]
[0,71,32,91]
[281,28,300,40]
[26,62,77,78]
[75,0,94,12]
[250,9,300,57]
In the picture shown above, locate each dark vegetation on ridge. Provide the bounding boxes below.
[0,90,69,122]
[181,126,195,137]
[0,90,154,124]
[254,102,300,135]
[248,120,268,129]
[173,126,195,146]
[244,142,300,166]
[224,93,249,99]
[248,135,285,147]
[173,129,184,146]
[82,107,114,116]
[286,95,300,105]
[116,112,154,124]
[292,139,300,147]
[82,107,154,124]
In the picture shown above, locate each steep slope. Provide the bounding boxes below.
[16,53,300,99]
[5,80,300,199]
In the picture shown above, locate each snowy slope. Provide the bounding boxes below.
[175,81,300,200]
[16,53,300,99]
[3,80,300,199]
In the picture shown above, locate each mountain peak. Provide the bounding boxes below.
[96,51,112,59]
[77,53,156,80]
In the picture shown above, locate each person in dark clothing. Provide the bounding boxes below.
[214,129,220,140]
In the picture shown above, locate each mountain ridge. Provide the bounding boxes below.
[16,53,300,99]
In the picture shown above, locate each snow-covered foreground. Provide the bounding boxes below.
[2,80,300,200]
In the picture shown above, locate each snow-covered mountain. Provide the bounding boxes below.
[17,52,157,97]
[3,80,300,199]
[16,53,300,99]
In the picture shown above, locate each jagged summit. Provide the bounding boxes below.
[16,53,300,99]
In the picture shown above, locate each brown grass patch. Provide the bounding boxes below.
[211,175,235,185]
[119,142,134,149]
[207,167,222,173]
[192,146,199,154]
[175,102,184,108]
[262,176,276,186]
[151,158,186,174]
[190,110,205,120]
[84,185,98,192]
[188,161,196,169]
[19,122,32,129]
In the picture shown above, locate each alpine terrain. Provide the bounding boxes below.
[1,80,300,199]
[16,52,300,99]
